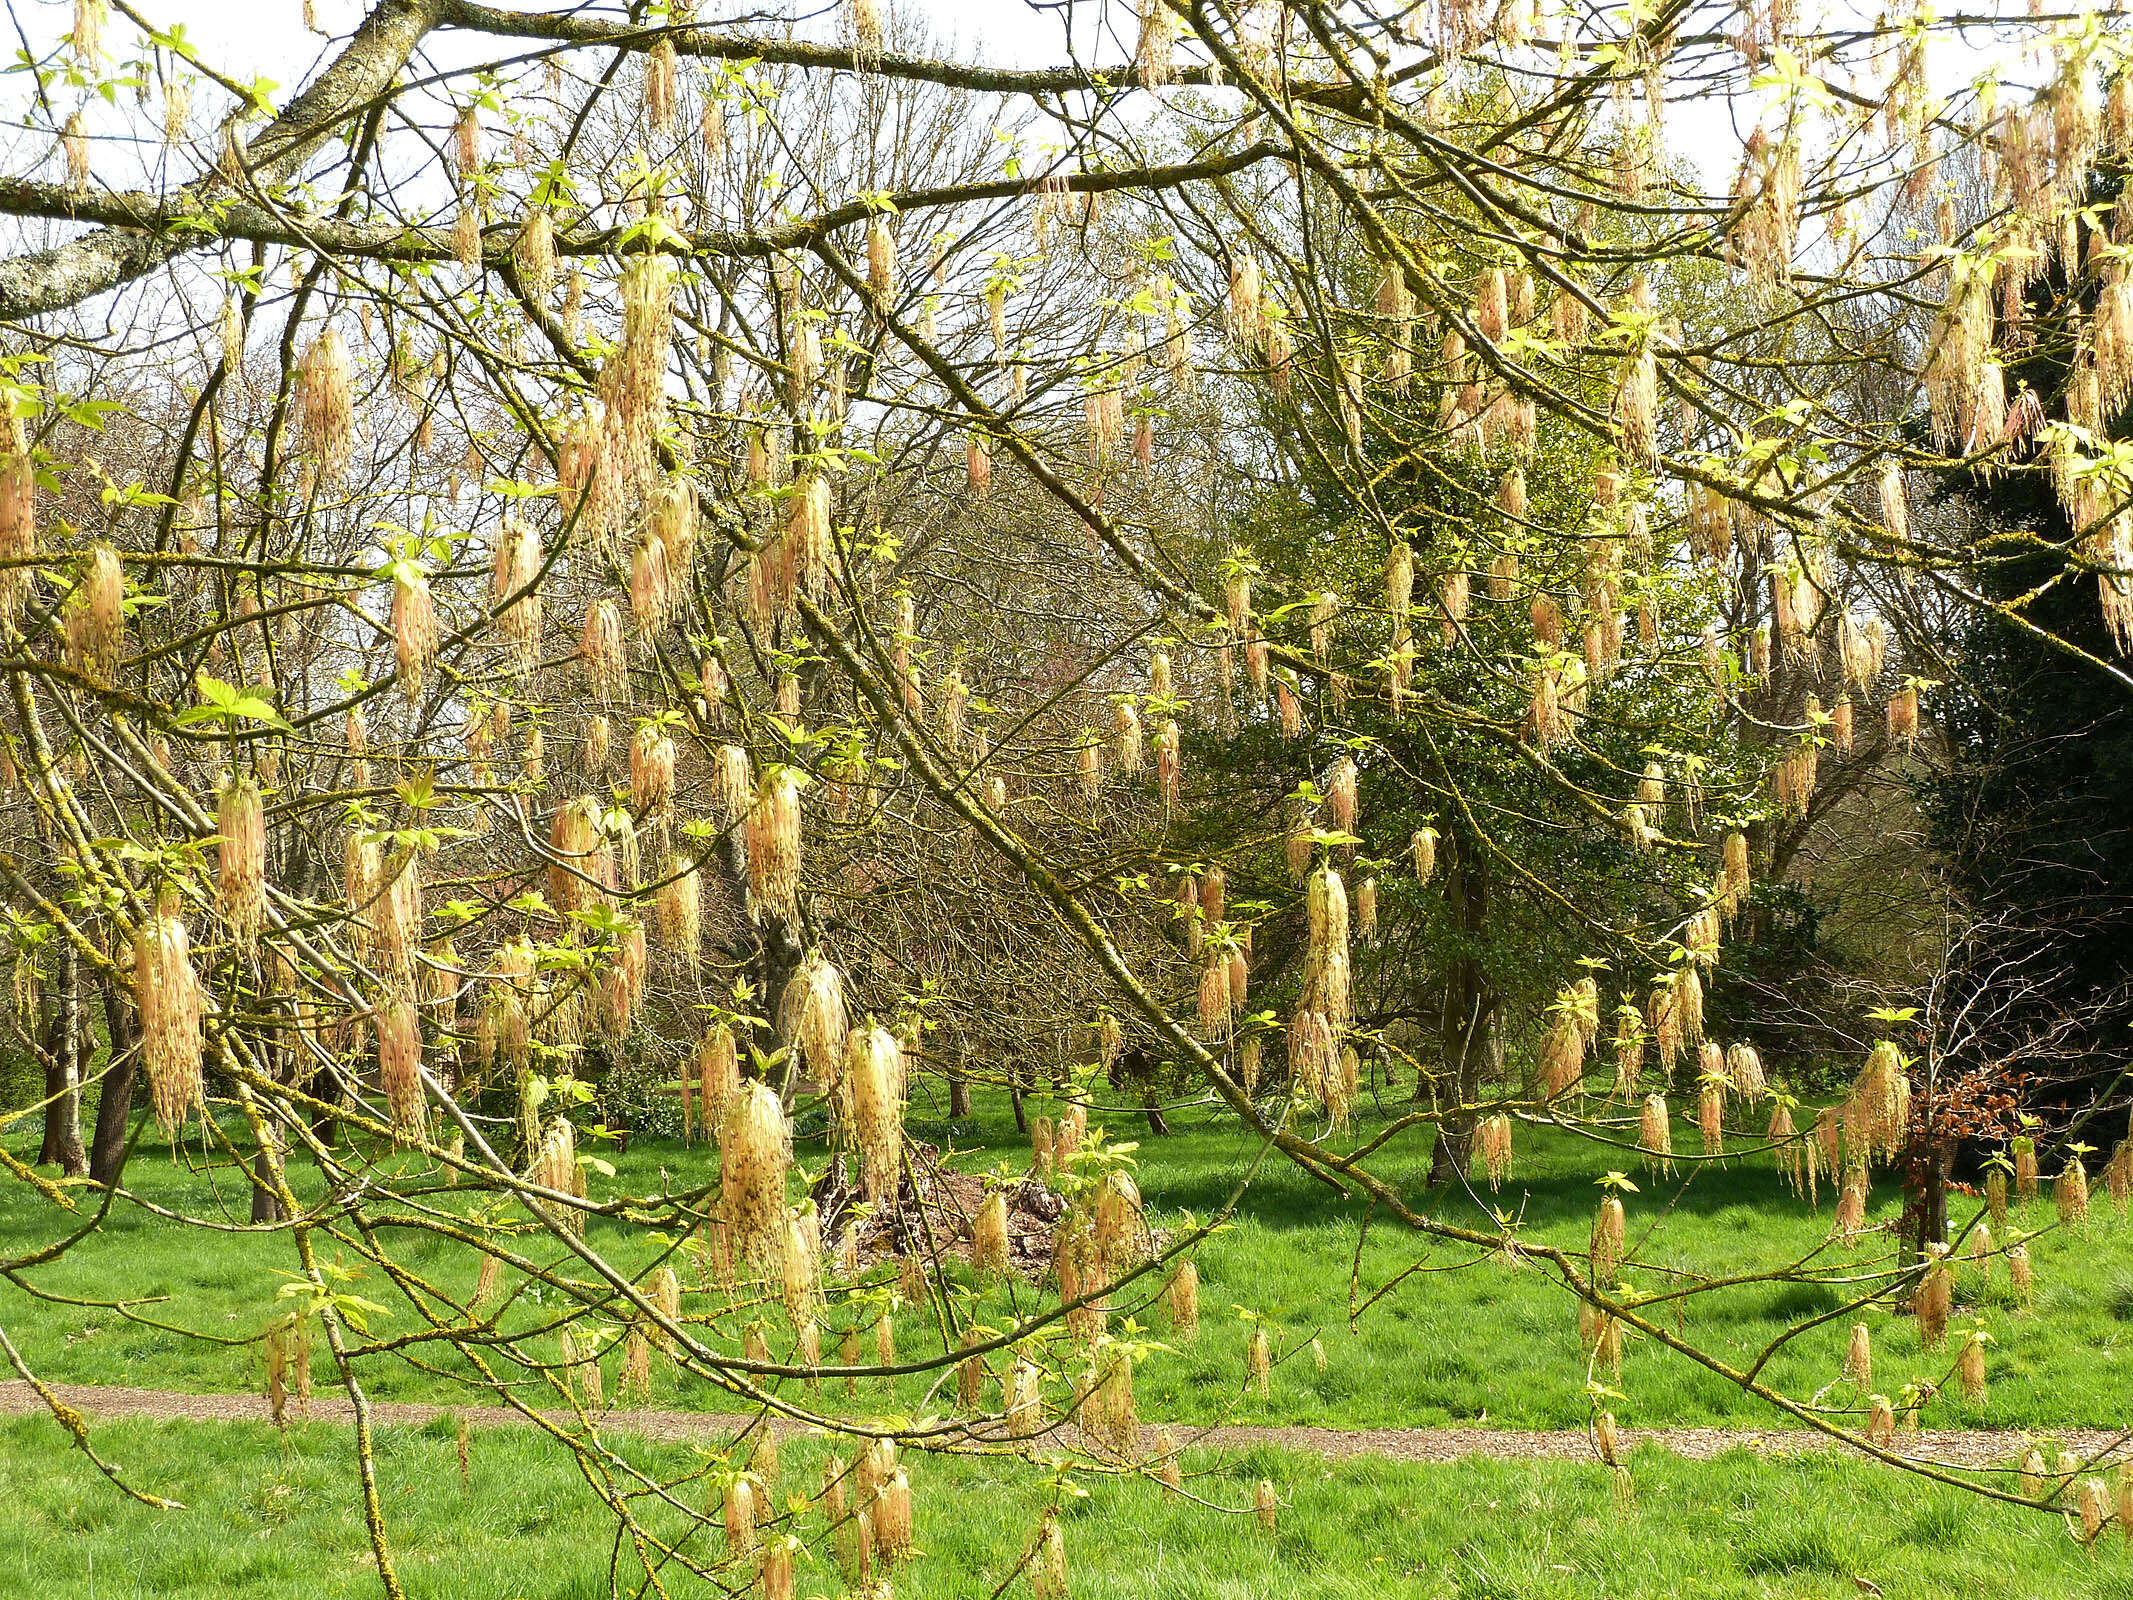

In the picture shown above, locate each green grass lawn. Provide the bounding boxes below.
[5,1085,2130,1435]
[1,1411,2121,1599]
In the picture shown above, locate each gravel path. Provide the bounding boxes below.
[4,1381,2121,1470]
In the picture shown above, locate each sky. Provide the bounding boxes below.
[13,0,1701,191]
[70,0,1081,81]
[886,0,1064,61]
[7,1,2067,223]
[18,0,2052,115]
[0,0,1112,231]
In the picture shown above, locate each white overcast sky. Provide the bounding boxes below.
[14,0,2054,201]
[63,0,1077,76]
[20,0,2045,101]
[0,0,1111,207]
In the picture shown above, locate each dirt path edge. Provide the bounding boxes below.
[2,1381,2117,1471]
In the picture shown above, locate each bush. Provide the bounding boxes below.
[596,1047,684,1143]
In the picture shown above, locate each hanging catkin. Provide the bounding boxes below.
[296,327,354,482]
[1639,1094,1672,1176]
[0,418,35,621]
[1411,825,1438,884]
[384,552,438,699]
[375,996,424,1134]
[513,209,557,302]
[216,776,266,950]
[720,1082,791,1265]
[134,903,205,1134]
[841,1025,906,1201]
[489,515,544,667]
[1591,1195,1627,1284]
[780,952,848,1093]
[746,766,804,918]
[1115,700,1142,773]
[1135,0,1179,88]
[1385,540,1414,643]
[1299,865,1352,1034]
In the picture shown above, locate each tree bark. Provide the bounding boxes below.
[251,1024,286,1225]
[36,1049,60,1166]
[90,976,139,1187]
[1142,1089,1171,1136]
[0,0,450,321]
[947,1044,971,1120]
[1007,1058,1028,1134]
[40,942,87,1176]
[1426,850,1492,1188]
[251,1141,285,1224]
[1902,1135,1953,1271]
[54,942,86,1177]
[309,1057,341,1149]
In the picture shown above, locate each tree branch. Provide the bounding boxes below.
[0,0,448,321]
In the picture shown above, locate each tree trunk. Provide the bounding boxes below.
[309,1058,341,1149]
[36,1060,61,1166]
[250,1140,284,1223]
[1426,850,1491,1188]
[1143,1088,1171,1136]
[251,1027,286,1224]
[760,909,804,1102]
[43,943,87,1177]
[35,972,60,1167]
[1007,1058,1028,1134]
[1926,1140,1951,1249]
[1902,1134,1953,1271]
[715,811,804,1101]
[90,976,139,1187]
[947,1044,971,1120]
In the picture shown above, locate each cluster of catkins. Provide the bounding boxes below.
[1289,864,1356,1127]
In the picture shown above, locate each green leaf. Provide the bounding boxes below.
[176,673,291,732]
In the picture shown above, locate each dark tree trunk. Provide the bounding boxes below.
[1106,1045,1169,1135]
[702,795,804,1100]
[1927,1141,1951,1247]
[1008,1058,1028,1134]
[1143,1091,1171,1136]
[90,976,139,1186]
[947,1045,971,1120]
[1902,1134,1953,1271]
[35,978,60,1167]
[309,1058,341,1149]
[251,1025,286,1224]
[1741,816,1772,944]
[41,942,87,1177]
[52,938,85,1177]
[1426,850,1492,1188]
[758,904,805,1100]
[250,1142,283,1223]
[37,1058,61,1165]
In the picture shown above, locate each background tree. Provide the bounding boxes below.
[4,3,2133,1592]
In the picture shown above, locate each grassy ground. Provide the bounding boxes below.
[1,1410,2121,1599]
[5,1085,2130,1434]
